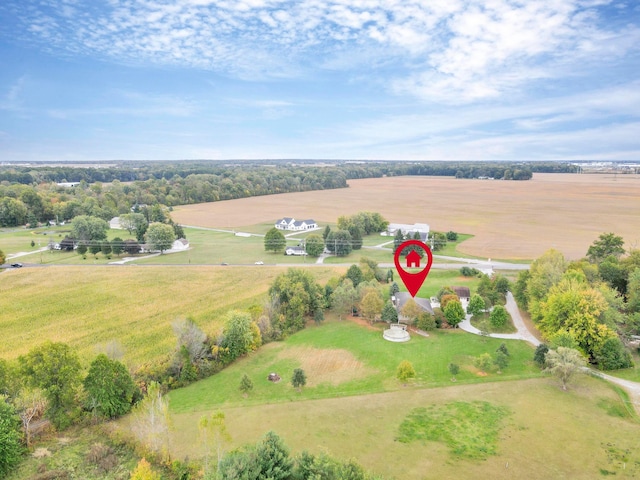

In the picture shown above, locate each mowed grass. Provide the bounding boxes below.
[1,226,313,266]
[398,269,483,299]
[471,311,517,334]
[134,227,313,266]
[168,318,539,413]
[0,266,342,365]
[0,225,74,257]
[161,319,640,479]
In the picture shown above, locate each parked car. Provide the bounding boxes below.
[11,263,23,268]
[255,261,264,265]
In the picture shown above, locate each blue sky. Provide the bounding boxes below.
[0,0,639,161]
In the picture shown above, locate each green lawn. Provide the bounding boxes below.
[396,269,483,299]
[168,319,539,413]
[155,318,640,480]
[1,224,529,267]
[0,225,73,257]
[470,311,518,334]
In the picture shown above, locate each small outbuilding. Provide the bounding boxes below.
[451,286,471,302]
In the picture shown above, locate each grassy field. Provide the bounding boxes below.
[0,226,316,266]
[172,173,640,260]
[166,378,639,480]
[1,222,482,268]
[396,269,483,299]
[0,266,343,365]
[167,318,539,413]
[143,317,640,480]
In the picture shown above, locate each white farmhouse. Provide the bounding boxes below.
[275,217,318,231]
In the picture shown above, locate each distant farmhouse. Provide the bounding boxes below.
[275,217,318,231]
[385,223,430,242]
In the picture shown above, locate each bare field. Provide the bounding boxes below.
[277,346,373,386]
[172,173,640,260]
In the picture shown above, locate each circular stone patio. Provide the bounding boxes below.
[383,323,410,342]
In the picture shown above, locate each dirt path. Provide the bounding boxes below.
[588,370,640,412]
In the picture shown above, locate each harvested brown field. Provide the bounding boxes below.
[172,173,640,260]
[277,346,373,386]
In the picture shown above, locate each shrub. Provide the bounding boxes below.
[473,353,493,373]
[85,443,118,473]
[459,266,481,277]
[595,337,633,370]
[489,305,508,329]
[397,360,416,383]
[416,312,436,331]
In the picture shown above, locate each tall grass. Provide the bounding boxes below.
[0,266,341,365]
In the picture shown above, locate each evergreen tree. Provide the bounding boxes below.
[291,368,307,390]
[239,374,254,396]
[393,229,404,252]
[255,431,293,480]
[381,300,398,323]
[533,344,549,368]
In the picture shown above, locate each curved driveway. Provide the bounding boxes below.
[458,292,640,413]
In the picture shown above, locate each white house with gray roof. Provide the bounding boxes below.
[275,217,318,231]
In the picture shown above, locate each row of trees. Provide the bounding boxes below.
[0,160,569,187]
[53,213,183,257]
[513,233,638,370]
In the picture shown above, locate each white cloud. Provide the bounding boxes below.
[4,0,637,104]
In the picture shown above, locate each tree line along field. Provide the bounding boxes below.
[171,173,640,261]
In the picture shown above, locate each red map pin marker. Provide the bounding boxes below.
[394,240,433,297]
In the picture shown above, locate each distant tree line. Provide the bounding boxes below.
[0,160,575,186]
[0,161,575,228]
